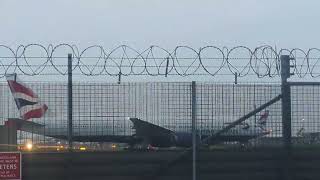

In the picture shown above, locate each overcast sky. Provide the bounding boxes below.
[1,0,320,82]
[1,0,320,49]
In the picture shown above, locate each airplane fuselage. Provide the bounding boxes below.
[27,122,268,147]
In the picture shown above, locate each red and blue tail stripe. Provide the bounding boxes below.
[6,74,48,121]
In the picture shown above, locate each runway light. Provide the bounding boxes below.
[79,147,86,151]
[26,142,33,151]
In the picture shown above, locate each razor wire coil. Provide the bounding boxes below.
[0,44,319,78]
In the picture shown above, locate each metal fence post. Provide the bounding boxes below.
[234,73,238,84]
[191,81,197,180]
[67,53,74,180]
[281,55,292,150]
[280,55,292,180]
[68,53,73,151]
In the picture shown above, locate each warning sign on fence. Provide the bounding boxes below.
[0,152,21,180]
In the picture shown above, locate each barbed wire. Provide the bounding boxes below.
[0,44,319,78]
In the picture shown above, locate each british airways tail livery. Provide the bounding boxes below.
[6,74,48,120]
[258,110,269,129]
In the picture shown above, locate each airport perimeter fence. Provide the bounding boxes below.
[0,44,319,151]
[0,81,319,150]
[1,44,320,180]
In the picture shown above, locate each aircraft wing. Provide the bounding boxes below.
[50,135,134,143]
[129,118,174,137]
[5,118,45,134]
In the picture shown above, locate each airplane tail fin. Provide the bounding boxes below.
[297,119,305,137]
[297,127,305,137]
[6,73,48,121]
[257,110,269,130]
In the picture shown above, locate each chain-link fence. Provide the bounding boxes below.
[2,81,318,151]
